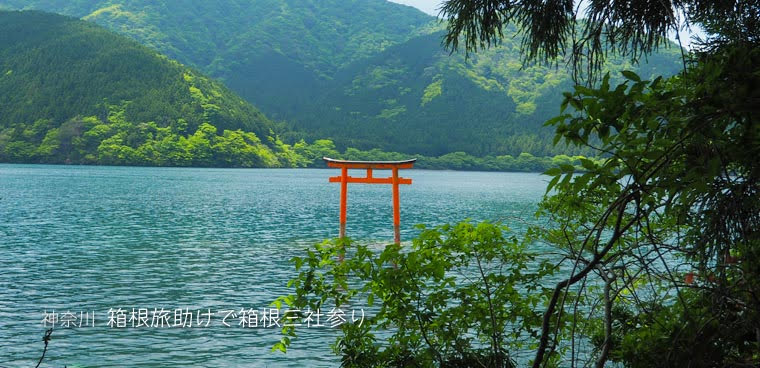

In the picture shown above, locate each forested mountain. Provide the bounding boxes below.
[0,0,684,157]
[0,0,433,126]
[0,11,300,167]
[293,26,683,156]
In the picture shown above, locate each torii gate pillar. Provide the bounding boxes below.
[324,157,415,244]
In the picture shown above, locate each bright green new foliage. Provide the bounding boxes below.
[274,222,555,367]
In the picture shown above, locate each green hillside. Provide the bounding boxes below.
[0,11,300,167]
[0,1,684,158]
[0,0,433,121]
[291,28,684,156]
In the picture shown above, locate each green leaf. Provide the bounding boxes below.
[544,167,562,176]
[546,175,561,194]
[559,164,575,173]
[579,158,597,170]
[621,70,641,82]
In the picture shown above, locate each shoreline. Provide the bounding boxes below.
[0,161,562,174]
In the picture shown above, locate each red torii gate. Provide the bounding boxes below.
[324,157,416,244]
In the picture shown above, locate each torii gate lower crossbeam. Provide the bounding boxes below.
[324,157,415,244]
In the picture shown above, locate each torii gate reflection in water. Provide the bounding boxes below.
[324,157,416,244]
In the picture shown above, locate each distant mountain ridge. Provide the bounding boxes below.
[0,0,685,157]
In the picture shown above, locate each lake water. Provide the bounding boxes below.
[0,165,548,367]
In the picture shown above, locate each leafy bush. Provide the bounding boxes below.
[274,222,555,367]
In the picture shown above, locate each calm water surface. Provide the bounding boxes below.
[0,165,548,367]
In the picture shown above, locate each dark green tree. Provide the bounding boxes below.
[439,0,760,366]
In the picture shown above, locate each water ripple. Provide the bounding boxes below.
[0,165,546,367]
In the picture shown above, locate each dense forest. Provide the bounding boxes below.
[0,11,294,166]
[289,27,683,156]
[0,0,683,157]
[0,10,597,171]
